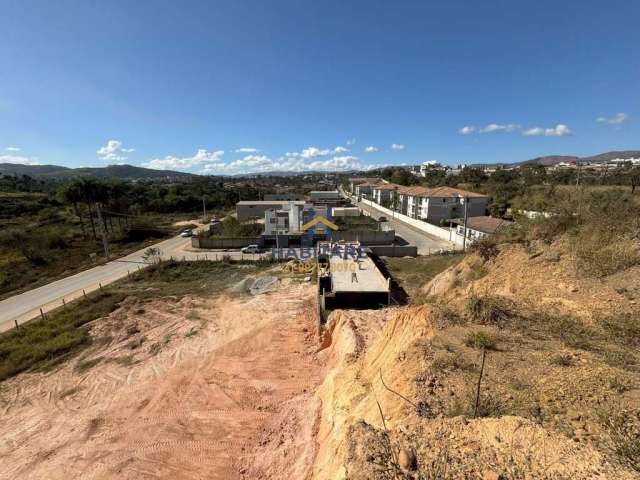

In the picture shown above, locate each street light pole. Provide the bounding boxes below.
[202,195,207,223]
[462,196,469,252]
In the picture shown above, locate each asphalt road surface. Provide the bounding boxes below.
[343,192,453,255]
[0,229,269,333]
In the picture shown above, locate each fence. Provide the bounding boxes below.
[192,237,261,249]
[368,245,418,257]
[331,230,395,245]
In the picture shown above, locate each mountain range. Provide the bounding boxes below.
[0,163,195,180]
[1,150,639,180]
[474,150,640,168]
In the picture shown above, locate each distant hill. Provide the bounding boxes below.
[469,150,640,168]
[0,163,197,180]
[514,150,640,167]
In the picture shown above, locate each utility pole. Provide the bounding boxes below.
[96,203,110,258]
[202,195,207,223]
[461,196,469,252]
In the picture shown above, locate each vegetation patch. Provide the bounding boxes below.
[550,354,574,367]
[384,254,463,302]
[540,313,597,351]
[0,259,272,382]
[466,294,515,327]
[598,407,640,472]
[601,313,640,347]
[464,330,498,350]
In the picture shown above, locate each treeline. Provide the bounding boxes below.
[54,177,261,241]
[376,164,640,216]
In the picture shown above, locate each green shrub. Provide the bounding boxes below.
[601,313,640,347]
[470,236,499,262]
[542,314,597,351]
[464,330,498,350]
[551,354,573,366]
[573,230,640,277]
[466,295,514,327]
[598,408,640,472]
[431,352,476,372]
[603,350,637,370]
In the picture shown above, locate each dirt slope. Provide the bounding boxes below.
[312,243,640,479]
[0,278,322,480]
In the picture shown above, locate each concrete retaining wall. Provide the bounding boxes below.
[360,198,454,242]
[331,230,395,245]
[192,237,262,249]
[368,245,418,257]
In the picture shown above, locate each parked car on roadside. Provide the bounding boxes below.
[180,229,194,237]
[241,244,262,254]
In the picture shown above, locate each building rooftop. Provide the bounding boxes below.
[328,254,389,293]
[237,200,306,205]
[373,183,403,190]
[451,216,513,234]
[349,177,380,184]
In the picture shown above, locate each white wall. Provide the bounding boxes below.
[360,198,455,244]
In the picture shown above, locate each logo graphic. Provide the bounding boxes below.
[301,215,339,232]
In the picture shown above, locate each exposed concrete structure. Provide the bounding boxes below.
[236,200,306,221]
[263,193,305,201]
[318,242,390,311]
[331,207,360,217]
[310,190,342,207]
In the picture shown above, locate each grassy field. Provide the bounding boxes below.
[0,259,273,381]
[383,254,464,302]
[0,192,199,300]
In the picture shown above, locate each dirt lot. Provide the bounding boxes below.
[0,276,322,479]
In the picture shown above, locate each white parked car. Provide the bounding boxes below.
[180,229,194,238]
[241,244,262,254]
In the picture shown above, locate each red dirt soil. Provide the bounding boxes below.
[0,281,322,480]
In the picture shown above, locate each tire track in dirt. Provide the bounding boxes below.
[1,279,323,480]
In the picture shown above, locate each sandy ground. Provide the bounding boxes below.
[0,279,322,480]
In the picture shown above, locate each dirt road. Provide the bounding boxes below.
[0,279,322,479]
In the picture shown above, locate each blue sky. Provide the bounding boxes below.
[1,0,638,174]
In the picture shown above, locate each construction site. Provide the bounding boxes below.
[2,228,640,479]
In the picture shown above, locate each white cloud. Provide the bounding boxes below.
[479,123,520,133]
[200,153,378,175]
[364,146,378,153]
[391,143,405,150]
[596,112,628,125]
[523,124,572,137]
[285,145,349,159]
[143,149,225,170]
[0,154,41,165]
[97,139,134,163]
[459,123,520,134]
[235,147,259,153]
[308,155,361,170]
[346,138,356,145]
[6,146,21,152]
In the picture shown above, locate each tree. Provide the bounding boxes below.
[58,180,87,239]
[629,167,640,194]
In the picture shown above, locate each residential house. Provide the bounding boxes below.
[309,190,342,207]
[397,186,430,217]
[354,181,382,199]
[450,216,513,243]
[372,183,401,207]
[415,187,488,224]
[348,177,380,193]
[236,200,306,221]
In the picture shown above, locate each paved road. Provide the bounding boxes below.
[0,234,198,333]
[339,188,453,255]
